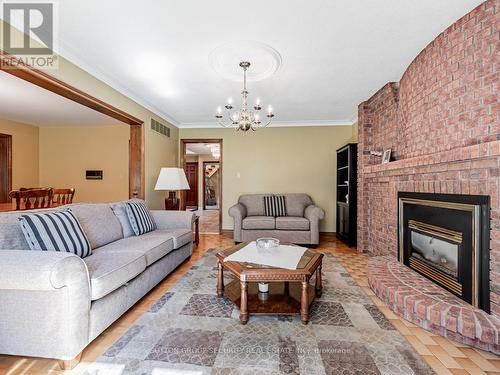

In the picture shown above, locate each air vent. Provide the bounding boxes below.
[151,119,170,137]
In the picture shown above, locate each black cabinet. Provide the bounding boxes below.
[336,143,357,247]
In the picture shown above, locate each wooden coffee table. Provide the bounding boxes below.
[215,242,323,325]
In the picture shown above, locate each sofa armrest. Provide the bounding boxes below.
[304,205,325,222]
[0,250,90,360]
[229,203,247,242]
[304,205,325,245]
[151,210,195,230]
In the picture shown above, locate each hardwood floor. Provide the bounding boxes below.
[0,234,498,374]
[195,208,220,234]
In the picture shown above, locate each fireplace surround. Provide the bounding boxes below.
[398,192,490,312]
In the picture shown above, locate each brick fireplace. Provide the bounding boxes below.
[357,0,500,322]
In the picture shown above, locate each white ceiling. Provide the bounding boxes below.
[186,143,220,156]
[51,0,483,128]
[0,71,123,127]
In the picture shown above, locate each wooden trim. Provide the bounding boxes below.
[202,160,220,210]
[0,50,145,199]
[0,134,12,203]
[129,124,145,198]
[180,139,223,234]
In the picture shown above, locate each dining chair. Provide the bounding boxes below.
[9,188,53,210]
[52,188,75,205]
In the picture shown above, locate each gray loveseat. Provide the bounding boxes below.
[229,193,325,245]
[0,200,194,367]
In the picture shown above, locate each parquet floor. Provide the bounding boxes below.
[0,234,498,374]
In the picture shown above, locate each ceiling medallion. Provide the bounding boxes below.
[215,61,275,131]
[209,40,282,82]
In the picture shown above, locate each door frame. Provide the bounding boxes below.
[0,51,145,199]
[0,134,12,203]
[184,161,199,209]
[202,161,220,210]
[180,139,223,234]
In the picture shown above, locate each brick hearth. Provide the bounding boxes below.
[368,256,500,354]
[357,0,500,318]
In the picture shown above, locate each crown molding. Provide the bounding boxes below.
[57,40,180,127]
[178,119,356,129]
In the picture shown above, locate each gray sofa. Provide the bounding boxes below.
[229,193,325,245]
[0,200,194,367]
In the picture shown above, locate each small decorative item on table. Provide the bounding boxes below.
[256,237,280,250]
[255,238,279,293]
[382,149,392,164]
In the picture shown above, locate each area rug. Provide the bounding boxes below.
[85,249,435,375]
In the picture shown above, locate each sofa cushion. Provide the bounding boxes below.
[98,232,175,266]
[242,216,275,230]
[275,216,310,231]
[151,229,192,249]
[0,209,57,250]
[83,249,146,300]
[0,217,29,250]
[264,195,287,217]
[110,200,139,238]
[282,194,313,217]
[68,203,124,249]
[125,201,156,236]
[19,210,92,258]
[239,194,268,216]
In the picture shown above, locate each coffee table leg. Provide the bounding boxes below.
[300,281,309,324]
[240,281,249,325]
[315,264,323,298]
[217,261,224,297]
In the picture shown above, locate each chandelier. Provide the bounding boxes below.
[215,61,275,131]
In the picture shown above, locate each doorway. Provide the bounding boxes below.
[180,139,223,234]
[184,162,198,209]
[0,134,12,203]
[203,161,220,210]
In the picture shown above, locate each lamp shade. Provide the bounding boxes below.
[154,168,190,190]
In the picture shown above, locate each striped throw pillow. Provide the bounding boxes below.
[19,210,92,258]
[125,201,156,236]
[264,195,287,217]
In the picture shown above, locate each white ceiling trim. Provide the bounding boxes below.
[58,39,181,127]
[178,119,355,129]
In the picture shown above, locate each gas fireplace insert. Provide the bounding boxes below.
[398,192,490,313]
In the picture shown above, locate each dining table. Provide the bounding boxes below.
[0,202,62,212]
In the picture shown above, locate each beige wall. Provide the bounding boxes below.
[38,126,130,202]
[351,121,358,142]
[0,119,39,190]
[179,126,354,232]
